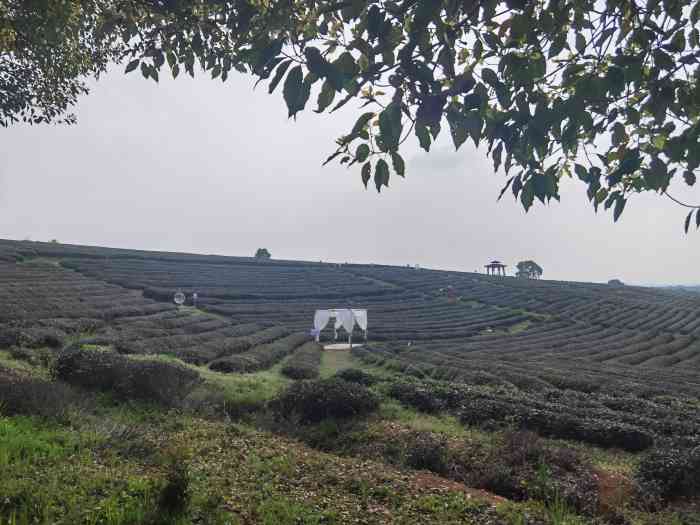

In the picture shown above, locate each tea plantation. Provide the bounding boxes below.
[1,238,699,524]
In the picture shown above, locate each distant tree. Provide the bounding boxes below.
[608,279,625,286]
[255,248,271,260]
[516,260,543,279]
[50,239,58,244]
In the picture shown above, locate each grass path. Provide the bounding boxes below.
[319,348,395,379]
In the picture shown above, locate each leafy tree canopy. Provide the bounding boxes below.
[516,259,543,279]
[0,1,117,126]
[3,0,700,227]
[255,247,271,259]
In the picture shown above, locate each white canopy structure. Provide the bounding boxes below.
[312,309,367,344]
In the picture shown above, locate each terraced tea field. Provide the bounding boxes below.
[1,238,700,524]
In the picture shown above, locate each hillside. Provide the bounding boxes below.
[1,238,699,524]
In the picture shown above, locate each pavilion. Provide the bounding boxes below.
[485,260,507,276]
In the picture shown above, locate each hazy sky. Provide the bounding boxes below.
[1,70,698,285]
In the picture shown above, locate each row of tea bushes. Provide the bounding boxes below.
[281,342,323,379]
[208,333,310,373]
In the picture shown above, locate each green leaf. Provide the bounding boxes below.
[361,162,371,188]
[367,5,382,39]
[481,68,499,86]
[613,196,626,222]
[351,112,375,135]
[391,152,405,177]
[548,34,567,58]
[283,66,308,118]
[669,30,686,52]
[493,143,503,172]
[644,157,669,190]
[683,171,696,186]
[521,181,534,211]
[473,40,483,61]
[323,150,343,166]
[315,79,336,112]
[611,123,628,147]
[415,125,431,152]
[268,60,292,94]
[374,159,390,191]
[446,108,468,151]
[356,144,370,163]
[378,103,403,152]
[125,59,140,73]
[690,28,699,48]
[483,32,500,50]
[464,111,482,146]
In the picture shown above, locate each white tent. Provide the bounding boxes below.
[312,309,367,344]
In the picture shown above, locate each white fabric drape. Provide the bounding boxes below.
[313,310,331,341]
[352,309,368,339]
[312,308,368,343]
[334,316,344,340]
[314,310,331,331]
[352,310,367,331]
[336,309,355,334]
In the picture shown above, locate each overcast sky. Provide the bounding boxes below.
[1,70,698,285]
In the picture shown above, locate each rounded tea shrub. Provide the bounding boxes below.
[636,446,700,502]
[271,378,379,424]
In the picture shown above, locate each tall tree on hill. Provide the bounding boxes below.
[3,0,700,229]
[516,260,543,279]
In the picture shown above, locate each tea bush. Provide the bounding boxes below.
[53,346,201,406]
[281,342,322,379]
[271,378,379,424]
[637,446,700,502]
[0,377,81,421]
[334,368,377,386]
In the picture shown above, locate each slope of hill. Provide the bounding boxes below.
[1,238,699,524]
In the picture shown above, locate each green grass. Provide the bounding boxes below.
[17,257,61,266]
[0,350,49,379]
[507,320,533,334]
[127,352,292,413]
[0,416,78,467]
[319,348,393,379]
[378,400,477,438]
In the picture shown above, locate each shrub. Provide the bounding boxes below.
[271,378,379,424]
[158,449,191,516]
[334,368,377,386]
[209,333,308,373]
[405,432,449,475]
[637,447,700,502]
[53,346,202,406]
[388,381,446,413]
[9,347,53,368]
[17,327,66,349]
[502,431,543,466]
[281,342,322,379]
[0,377,81,421]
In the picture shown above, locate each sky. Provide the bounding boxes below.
[1,69,698,285]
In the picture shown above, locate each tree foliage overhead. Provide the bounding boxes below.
[0,1,118,126]
[516,260,543,279]
[3,0,700,227]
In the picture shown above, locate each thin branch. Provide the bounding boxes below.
[664,191,700,208]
